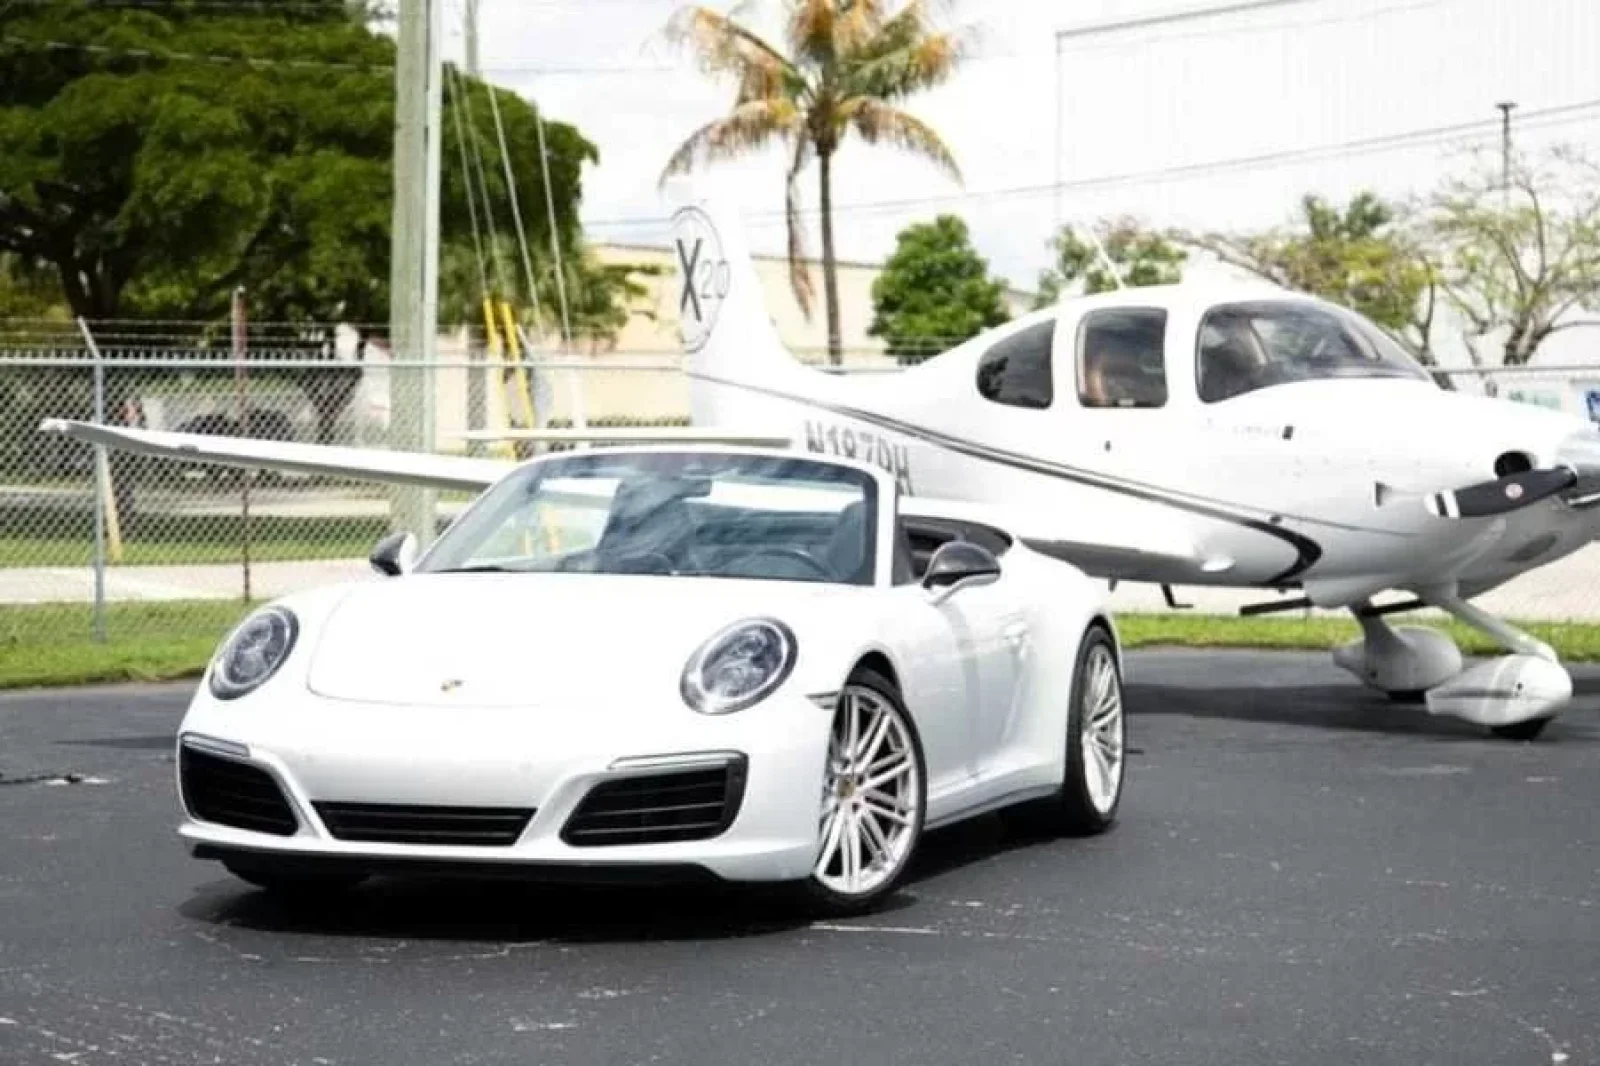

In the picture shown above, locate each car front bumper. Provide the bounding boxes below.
[175,687,834,884]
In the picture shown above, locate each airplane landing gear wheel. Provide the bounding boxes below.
[1490,717,1551,741]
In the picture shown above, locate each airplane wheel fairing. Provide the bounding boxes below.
[1008,625,1124,837]
[792,667,926,917]
[1333,621,1462,696]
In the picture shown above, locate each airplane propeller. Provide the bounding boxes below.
[1376,467,1577,519]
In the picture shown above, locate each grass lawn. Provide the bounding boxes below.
[1117,612,1600,660]
[7,601,1600,690]
[0,600,254,688]
[0,512,387,567]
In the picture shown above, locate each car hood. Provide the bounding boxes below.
[303,571,866,708]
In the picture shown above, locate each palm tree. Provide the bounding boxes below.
[659,0,969,364]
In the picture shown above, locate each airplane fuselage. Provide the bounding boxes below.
[687,285,1600,611]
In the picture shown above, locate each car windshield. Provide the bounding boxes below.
[418,451,879,585]
[1196,300,1431,403]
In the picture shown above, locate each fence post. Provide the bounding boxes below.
[78,317,107,644]
[232,287,252,602]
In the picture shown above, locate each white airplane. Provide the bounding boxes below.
[42,199,1600,740]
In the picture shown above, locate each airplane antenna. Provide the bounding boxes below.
[1075,218,1125,291]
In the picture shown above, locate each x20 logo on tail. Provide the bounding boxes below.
[670,206,730,352]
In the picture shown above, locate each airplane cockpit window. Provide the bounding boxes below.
[1077,308,1168,408]
[975,318,1055,409]
[1197,300,1431,403]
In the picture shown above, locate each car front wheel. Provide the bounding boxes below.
[795,666,927,917]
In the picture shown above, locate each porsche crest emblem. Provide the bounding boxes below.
[440,678,465,693]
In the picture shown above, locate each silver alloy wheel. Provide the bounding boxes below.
[1080,643,1125,814]
[812,683,922,897]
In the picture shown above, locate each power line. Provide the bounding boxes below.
[0,0,663,8]
[0,33,687,73]
[1057,0,1447,55]
[1054,0,1326,42]
[0,32,1042,76]
[585,97,1600,231]
[0,33,391,72]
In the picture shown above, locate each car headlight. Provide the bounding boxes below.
[208,606,299,700]
[680,617,797,715]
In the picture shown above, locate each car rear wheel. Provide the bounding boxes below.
[795,667,926,917]
[1007,625,1125,836]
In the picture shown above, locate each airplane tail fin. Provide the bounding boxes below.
[668,198,806,409]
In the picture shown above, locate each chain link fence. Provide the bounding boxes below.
[0,321,713,659]
[6,320,1600,667]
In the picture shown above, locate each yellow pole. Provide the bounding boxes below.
[480,297,515,459]
[498,299,536,430]
[97,450,124,563]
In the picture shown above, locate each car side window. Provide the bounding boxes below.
[1077,308,1168,408]
[975,319,1055,409]
[895,515,1013,584]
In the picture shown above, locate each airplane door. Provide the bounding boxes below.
[1066,305,1181,478]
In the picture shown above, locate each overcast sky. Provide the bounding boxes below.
[444,0,1597,371]
[456,0,1598,287]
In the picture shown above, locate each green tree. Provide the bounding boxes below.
[1033,217,1185,307]
[0,253,65,319]
[868,214,1008,361]
[659,0,971,363]
[1183,192,1438,360]
[1424,145,1600,368]
[0,1,604,452]
[0,1,596,326]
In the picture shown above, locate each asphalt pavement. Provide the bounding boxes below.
[2,649,1599,1066]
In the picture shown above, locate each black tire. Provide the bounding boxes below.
[1006,624,1125,837]
[791,666,927,918]
[223,861,366,897]
[1490,717,1551,741]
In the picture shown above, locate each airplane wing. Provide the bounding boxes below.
[453,427,795,446]
[39,419,511,493]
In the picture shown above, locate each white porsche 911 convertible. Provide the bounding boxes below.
[146,443,1125,914]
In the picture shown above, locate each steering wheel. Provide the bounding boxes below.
[727,546,833,579]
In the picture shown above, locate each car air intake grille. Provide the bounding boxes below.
[561,759,747,847]
[312,802,535,847]
[179,746,298,837]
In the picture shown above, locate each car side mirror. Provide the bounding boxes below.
[922,540,1000,604]
[369,531,419,576]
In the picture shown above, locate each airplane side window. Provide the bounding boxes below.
[974,319,1055,409]
[1077,308,1168,408]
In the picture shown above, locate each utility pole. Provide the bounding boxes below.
[464,0,478,73]
[389,0,442,545]
[463,0,486,446]
[1497,100,1516,207]
[231,286,252,602]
